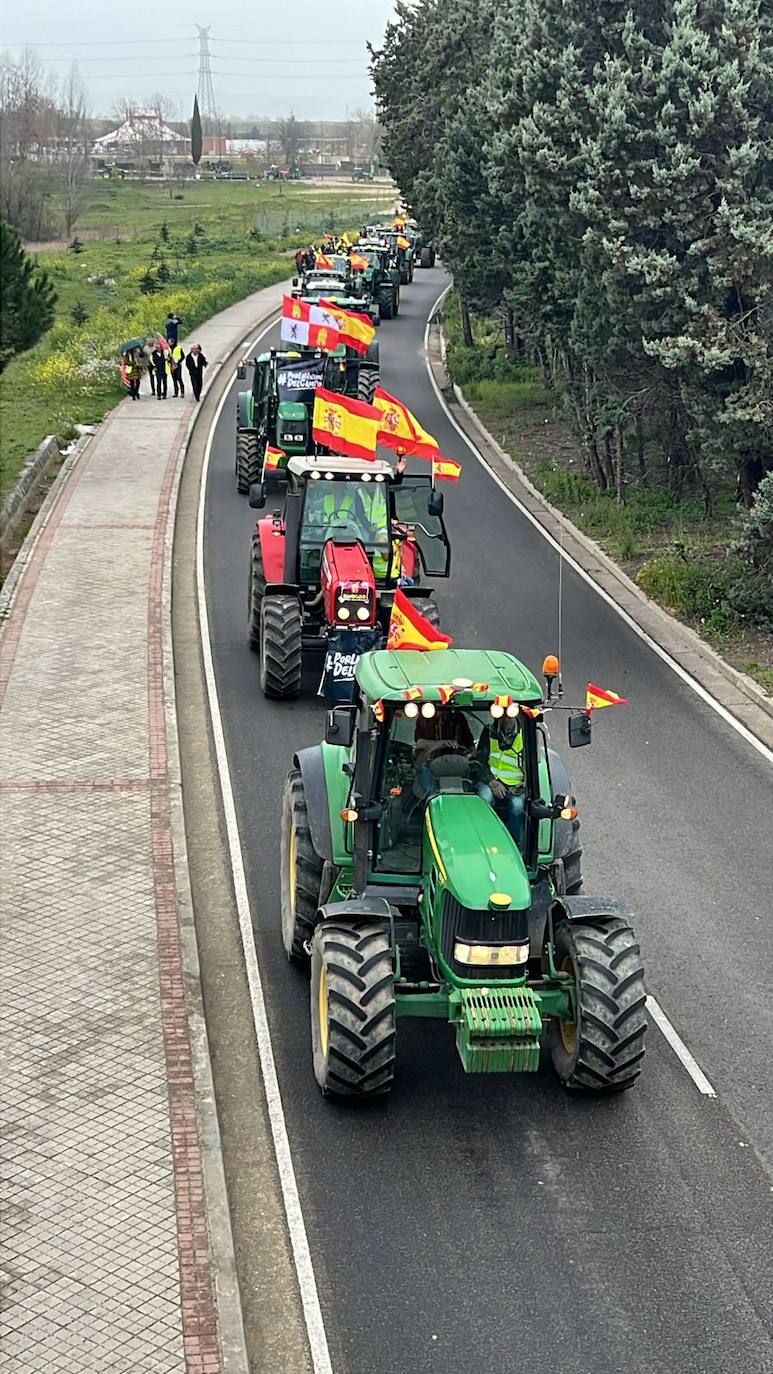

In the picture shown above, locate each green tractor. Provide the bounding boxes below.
[351,243,401,319]
[281,649,646,1098]
[235,342,380,492]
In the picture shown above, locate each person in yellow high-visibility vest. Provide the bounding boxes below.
[475,717,526,845]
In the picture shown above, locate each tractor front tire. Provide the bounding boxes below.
[550,917,647,1093]
[310,921,396,1097]
[236,431,262,495]
[260,594,303,699]
[247,530,265,651]
[408,596,440,630]
[378,291,395,321]
[419,246,434,268]
[280,769,323,963]
[357,368,379,404]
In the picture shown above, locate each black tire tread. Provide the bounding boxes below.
[260,594,302,698]
[357,368,379,404]
[408,595,440,630]
[281,769,323,962]
[312,921,396,1097]
[236,431,262,495]
[552,917,647,1093]
[247,530,265,651]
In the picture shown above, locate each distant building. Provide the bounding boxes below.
[92,112,190,164]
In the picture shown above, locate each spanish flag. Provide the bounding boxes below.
[396,235,410,250]
[349,252,369,271]
[319,300,376,356]
[315,252,334,269]
[387,587,453,651]
[264,446,285,470]
[312,387,380,461]
[585,683,629,711]
[373,386,439,459]
[432,456,462,482]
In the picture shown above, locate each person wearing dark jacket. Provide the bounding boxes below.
[185,343,208,402]
[151,346,167,399]
[169,341,185,397]
[165,312,182,346]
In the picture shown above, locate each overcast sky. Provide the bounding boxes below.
[1,2,397,121]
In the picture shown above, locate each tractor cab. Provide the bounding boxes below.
[292,269,349,299]
[352,244,401,318]
[281,647,647,1100]
[235,349,327,493]
[247,458,451,700]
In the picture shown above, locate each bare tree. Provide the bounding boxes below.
[276,113,308,168]
[351,108,382,167]
[58,65,93,236]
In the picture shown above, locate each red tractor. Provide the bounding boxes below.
[247,456,451,699]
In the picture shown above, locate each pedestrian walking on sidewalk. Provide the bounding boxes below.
[169,341,186,397]
[165,311,182,346]
[124,350,142,400]
[151,344,167,400]
[185,343,208,402]
[144,336,158,395]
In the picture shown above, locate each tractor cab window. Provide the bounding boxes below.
[299,479,390,582]
[376,707,486,873]
[391,478,451,577]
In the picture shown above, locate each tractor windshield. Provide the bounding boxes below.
[376,707,490,873]
[299,479,390,581]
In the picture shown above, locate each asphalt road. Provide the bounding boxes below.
[202,268,773,1374]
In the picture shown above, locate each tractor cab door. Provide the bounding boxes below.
[391,476,451,578]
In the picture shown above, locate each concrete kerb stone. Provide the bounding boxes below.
[426,307,773,751]
[0,434,60,544]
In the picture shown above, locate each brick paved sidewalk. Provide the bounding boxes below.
[0,282,285,1373]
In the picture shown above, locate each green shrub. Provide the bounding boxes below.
[637,556,733,630]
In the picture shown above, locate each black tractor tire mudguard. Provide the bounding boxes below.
[236,390,252,430]
[318,895,394,934]
[294,746,333,862]
[552,895,635,924]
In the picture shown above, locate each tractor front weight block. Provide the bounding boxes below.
[452,986,543,1073]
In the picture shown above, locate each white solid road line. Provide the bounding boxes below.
[196,318,334,1374]
[424,286,773,770]
[423,287,725,1098]
[646,997,717,1097]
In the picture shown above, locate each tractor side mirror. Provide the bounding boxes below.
[325,706,356,749]
[237,364,247,380]
[248,483,266,509]
[568,712,592,748]
[428,490,444,517]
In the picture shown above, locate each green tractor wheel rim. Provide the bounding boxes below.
[288,825,297,913]
[559,955,579,1054]
[319,965,329,1056]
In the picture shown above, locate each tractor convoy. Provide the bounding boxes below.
[229,211,647,1103]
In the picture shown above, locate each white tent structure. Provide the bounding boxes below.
[92,112,190,162]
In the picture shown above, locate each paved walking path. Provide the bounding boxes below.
[0,280,285,1373]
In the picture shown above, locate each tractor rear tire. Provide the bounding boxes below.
[236,432,262,495]
[550,917,647,1093]
[260,594,303,699]
[408,596,440,630]
[419,246,434,268]
[247,530,265,651]
[357,368,379,404]
[281,769,323,963]
[310,921,396,1097]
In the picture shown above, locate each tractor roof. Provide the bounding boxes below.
[288,455,395,480]
[355,649,543,705]
[256,349,302,363]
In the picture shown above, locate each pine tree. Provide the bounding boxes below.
[0,221,57,370]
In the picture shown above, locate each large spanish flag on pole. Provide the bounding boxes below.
[319,300,376,356]
[281,296,341,350]
[312,387,380,461]
[387,587,453,651]
[373,386,440,459]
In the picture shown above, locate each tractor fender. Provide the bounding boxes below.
[317,897,394,951]
[264,583,302,600]
[551,895,635,925]
[294,746,333,861]
[236,390,253,431]
[258,518,286,584]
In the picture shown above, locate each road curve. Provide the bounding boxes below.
[201,267,773,1374]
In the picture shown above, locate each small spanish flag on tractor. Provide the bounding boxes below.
[264,446,285,470]
[319,300,376,356]
[585,683,629,712]
[396,235,411,250]
[349,252,369,271]
[387,587,453,652]
[402,685,425,701]
[312,387,380,461]
[315,252,334,269]
[374,387,440,459]
[432,456,463,482]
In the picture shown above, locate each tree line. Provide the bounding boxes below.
[370,0,773,515]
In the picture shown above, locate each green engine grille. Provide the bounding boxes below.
[456,986,543,1074]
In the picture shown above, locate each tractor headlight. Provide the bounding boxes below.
[454,941,530,967]
[356,606,370,621]
[337,606,351,621]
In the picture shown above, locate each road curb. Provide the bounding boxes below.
[426,301,773,753]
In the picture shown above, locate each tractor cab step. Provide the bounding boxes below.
[454,985,543,1074]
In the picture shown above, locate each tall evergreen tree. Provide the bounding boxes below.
[0,221,57,370]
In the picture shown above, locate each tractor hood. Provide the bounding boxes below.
[424,793,531,912]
